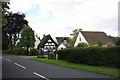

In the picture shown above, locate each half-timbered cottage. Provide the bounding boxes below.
[37,34,58,53]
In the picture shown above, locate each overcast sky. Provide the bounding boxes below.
[10,0,119,38]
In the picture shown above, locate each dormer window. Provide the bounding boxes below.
[62,38,68,44]
[63,40,67,44]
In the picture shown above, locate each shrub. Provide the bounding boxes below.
[2,48,27,55]
[96,41,103,47]
[30,48,38,56]
[76,42,88,47]
[58,46,120,68]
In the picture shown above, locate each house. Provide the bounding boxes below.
[34,35,40,49]
[37,34,58,53]
[56,37,73,50]
[74,31,113,47]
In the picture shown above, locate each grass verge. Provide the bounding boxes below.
[31,58,119,78]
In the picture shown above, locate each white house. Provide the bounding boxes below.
[57,44,67,50]
[56,37,73,50]
[74,31,113,47]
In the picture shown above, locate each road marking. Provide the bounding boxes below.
[14,63,26,69]
[33,72,49,80]
[5,59,11,62]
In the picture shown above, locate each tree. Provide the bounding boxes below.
[109,36,120,46]
[1,2,10,26]
[3,12,28,49]
[18,26,35,55]
[70,29,82,39]
[1,2,10,50]
[77,42,88,47]
[70,38,75,46]
[96,41,103,47]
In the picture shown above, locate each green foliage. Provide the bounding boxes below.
[114,37,120,46]
[96,41,103,47]
[72,29,82,39]
[1,2,10,50]
[69,38,75,46]
[1,2,10,26]
[18,26,35,53]
[3,12,28,49]
[77,42,88,47]
[3,48,27,55]
[29,48,38,56]
[58,46,120,68]
[3,48,39,56]
[32,58,119,77]
[109,36,120,46]
[2,31,9,50]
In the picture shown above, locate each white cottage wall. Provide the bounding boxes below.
[74,32,89,47]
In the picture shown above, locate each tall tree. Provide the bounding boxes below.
[1,2,10,26]
[70,29,82,39]
[1,2,10,50]
[3,12,28,49]
[18,26,35,55]
[109,36,120,46]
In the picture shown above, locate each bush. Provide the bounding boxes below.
[30,48,38,56]
[58,46,120,68]
[77,42,88,47]
[3,48,27,55]
[96,41,103,47]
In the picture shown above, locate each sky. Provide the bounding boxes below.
[10,0,119,38]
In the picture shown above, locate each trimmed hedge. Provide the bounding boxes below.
[58,46,120,68]
[3,48,27,55]
[3,48,38,56]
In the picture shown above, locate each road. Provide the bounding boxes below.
[2,56,118,80]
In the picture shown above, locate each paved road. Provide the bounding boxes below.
[2,56,118,80]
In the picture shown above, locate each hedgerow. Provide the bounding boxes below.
[58,46,120,68]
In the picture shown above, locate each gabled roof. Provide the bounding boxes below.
[63,43,71,48]
[37,35,58,49]
[80,31,113,45]
[56,37,73,47]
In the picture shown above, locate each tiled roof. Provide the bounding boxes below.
[56,37,73,47]
[80,31,113,45]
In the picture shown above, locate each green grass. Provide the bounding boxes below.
[32,58,119,78]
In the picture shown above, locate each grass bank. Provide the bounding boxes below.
[31,58,119,78]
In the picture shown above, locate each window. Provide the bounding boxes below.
[61,48,63,50]
[63,40,67,43]
[79,38,81,41]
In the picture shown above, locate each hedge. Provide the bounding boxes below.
[3,48,38,56]
[58,46,120,68]
[3,48,27,55]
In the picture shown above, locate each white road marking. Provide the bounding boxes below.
[33,72,49,80]
[0,57,2,59]
[14,63,26,69]
[5,59,11,62]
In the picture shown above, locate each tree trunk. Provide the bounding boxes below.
[8,34,13,49]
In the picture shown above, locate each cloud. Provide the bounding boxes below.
[10,0,119,37]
